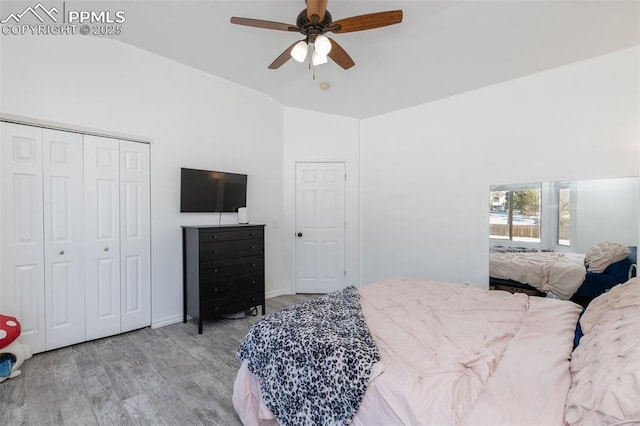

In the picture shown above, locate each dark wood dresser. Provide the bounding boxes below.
[182,224,266,333]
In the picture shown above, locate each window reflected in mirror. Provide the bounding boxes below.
[489,183,541,243]
[490,176,639,253]
[556,182,571,246]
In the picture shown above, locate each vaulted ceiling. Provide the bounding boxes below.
[116,0,639,118]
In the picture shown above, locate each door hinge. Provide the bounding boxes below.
[344,270,347,277]
[345,172,347,181]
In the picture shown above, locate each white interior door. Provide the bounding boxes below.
[295,162,346,293]
[84,135,121,340]
[0,123,46,353]
[119,140,151,332]
[43,129,86,350]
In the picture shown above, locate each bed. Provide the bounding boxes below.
[232,276,640,425]
[489,243,637,302]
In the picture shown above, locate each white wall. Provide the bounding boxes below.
[282,107,360,292]
[360,47,640,287]
[0,35,285,327]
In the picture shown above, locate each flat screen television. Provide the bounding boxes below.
[180,167,247,213]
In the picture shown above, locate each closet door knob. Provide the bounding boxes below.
[59,250,64,255]
[104,247,109,252]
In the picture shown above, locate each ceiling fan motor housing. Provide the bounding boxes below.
[297,9,333,41]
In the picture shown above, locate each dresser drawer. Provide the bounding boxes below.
[199,227,263,243]
[229,274,263,295]
[200,280,236,300]
[201,292,263,318]
[200,273,264,300]
[199,239,263,261]
[199,256,263,279]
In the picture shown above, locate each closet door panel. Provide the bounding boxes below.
[43,129,85,350]
[0,123,46,353]
[120,141,151,332]
[84,135,121,340]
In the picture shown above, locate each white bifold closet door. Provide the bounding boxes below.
[1,123,46,351]
[118,140,151,333]
[43,129,85,350]
[84,135,150,341]
[1,125,85,351]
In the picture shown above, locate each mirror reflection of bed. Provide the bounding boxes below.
[489,176,639,306]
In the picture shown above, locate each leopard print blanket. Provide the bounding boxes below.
[237,286,381,426]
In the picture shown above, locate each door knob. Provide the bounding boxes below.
[297,232,303,237]
[59,250,64,255]
[104,247,109,252]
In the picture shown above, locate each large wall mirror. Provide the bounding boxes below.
[488,176,639,301]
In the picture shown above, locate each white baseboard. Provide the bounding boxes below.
[151,314,184,329]
[266,288,294,298]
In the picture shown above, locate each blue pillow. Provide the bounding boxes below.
[573,308,585,350]
[603,257,633,283]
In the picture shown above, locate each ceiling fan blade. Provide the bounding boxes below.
[230,17,299,32]
[331,10,403,33]
[306,0,328,22]
[268,40,301,69]
[327,38,355,70]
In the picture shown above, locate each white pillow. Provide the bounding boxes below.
[584,242,631,273]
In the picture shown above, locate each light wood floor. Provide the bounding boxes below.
[0,293,317,426]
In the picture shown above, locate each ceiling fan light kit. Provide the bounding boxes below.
[314,35,332,56]
[291,40,309,62]
[230,0,402,71]
[311,49,328,66]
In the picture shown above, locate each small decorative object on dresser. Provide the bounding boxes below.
[182,224,266,334]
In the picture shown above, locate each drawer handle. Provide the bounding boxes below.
[249,232,255,236]
[213,268,218,273]
[59,250,64,255]
[213,235,218,239]
[214,287,218,292]
[214,306,218,311]
[251,263,256,267]
[250,245,255,250]
[250,297,256,302]
[251,280,256,284]
[213,249,218,254]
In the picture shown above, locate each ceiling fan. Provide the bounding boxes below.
[230,0,403,70]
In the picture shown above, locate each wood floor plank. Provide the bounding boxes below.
[122,393,168,425]
[57,387,99,426]
[89,390,135,425]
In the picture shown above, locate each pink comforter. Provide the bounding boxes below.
[233,278,582,425]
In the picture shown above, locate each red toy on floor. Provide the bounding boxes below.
[0,314,32,383]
